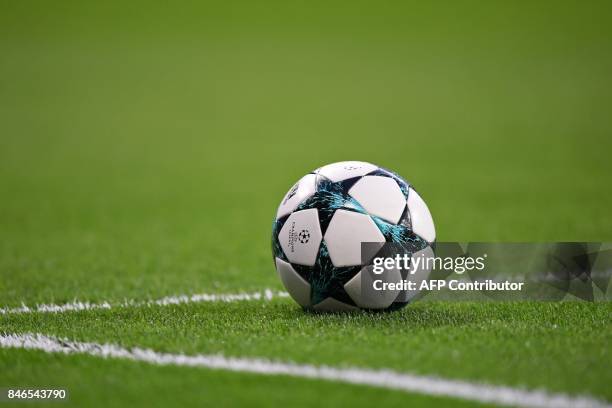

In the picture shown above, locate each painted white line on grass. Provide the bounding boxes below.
[0,333,608,408]
[0,290,290,315]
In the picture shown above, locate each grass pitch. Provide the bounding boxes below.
[1,0,611,406]
[2,302,611,401]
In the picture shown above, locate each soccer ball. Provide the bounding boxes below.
[272,161,435,311]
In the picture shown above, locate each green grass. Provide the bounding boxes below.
[1,0,611,406]
[1,348,481,408]
[1,301,611,401]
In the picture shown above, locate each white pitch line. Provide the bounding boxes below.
[0,333,608,408]
[0,290,289,315]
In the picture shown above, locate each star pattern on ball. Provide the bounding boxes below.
[272,161,435,311]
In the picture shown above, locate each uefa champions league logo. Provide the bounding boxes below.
[285,222,312,253]
[298,230,310,244]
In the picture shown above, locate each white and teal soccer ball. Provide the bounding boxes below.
[272,161,435,311]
